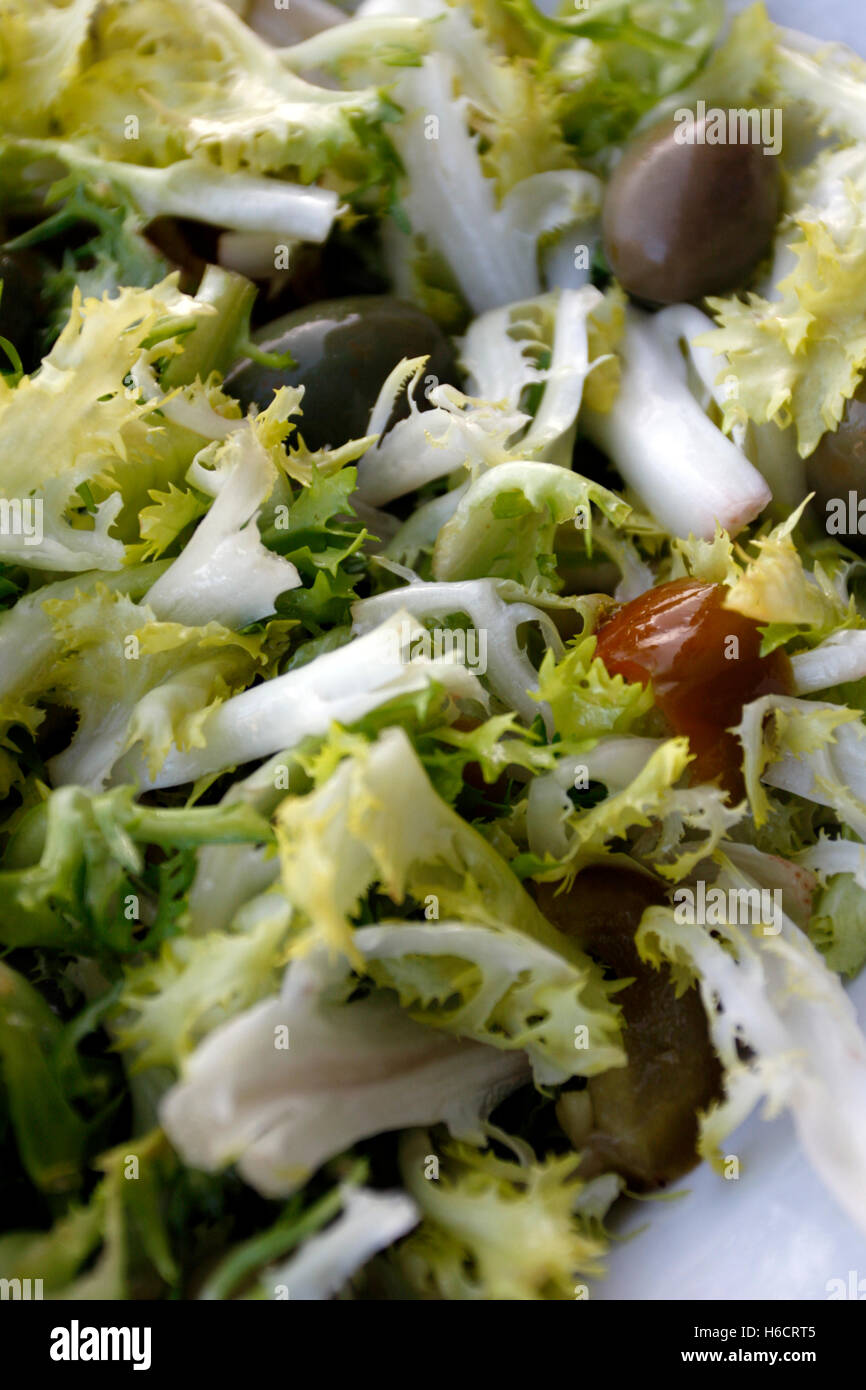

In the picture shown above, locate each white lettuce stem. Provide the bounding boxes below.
[582,308,771,540]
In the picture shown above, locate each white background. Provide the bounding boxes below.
[729,0,866,47]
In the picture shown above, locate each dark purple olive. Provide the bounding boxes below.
[602,112,781,305]
[223,295,460,451]
[807,382,866,546]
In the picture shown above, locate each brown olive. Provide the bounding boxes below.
[807,382,866,545]
[536,866,722,1189]
[223,295,460,451]
[0,250,43,371]
[602,112,781,305]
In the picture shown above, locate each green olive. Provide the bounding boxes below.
[223,295,460,451]
[0,250,43,371]
[602,112,781,305]
[537,867,722,1189]
[807,383,866,544]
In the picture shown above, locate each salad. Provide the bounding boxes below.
[1,0,866,1302]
